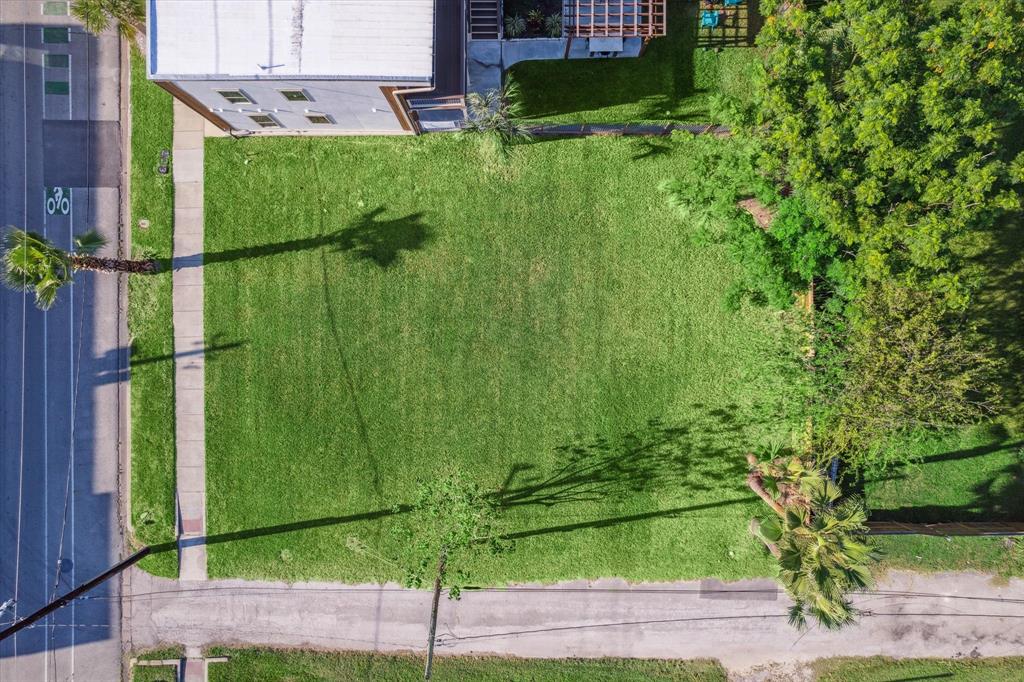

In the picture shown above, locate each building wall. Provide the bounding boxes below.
[170,79,424,133]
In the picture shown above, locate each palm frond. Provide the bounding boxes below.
[2,227,74,309]
[787,602,808,630]
[74,230,106,254]
[70,0,111,34]
[462,79,533,151]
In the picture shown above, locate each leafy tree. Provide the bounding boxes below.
[71,0,145,41]
[462,79,533,156]
[386,472,510,679]
[747,451,879,630]
[757,0,1024,301]
[814,281,1002,471]
[393,471,510,599]
[3,228,157,310]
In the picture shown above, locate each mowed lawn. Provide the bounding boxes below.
[203,134,805,583]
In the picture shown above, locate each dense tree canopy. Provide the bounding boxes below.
[758,0,1024,301]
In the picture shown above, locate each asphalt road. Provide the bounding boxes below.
[0,2,125,679]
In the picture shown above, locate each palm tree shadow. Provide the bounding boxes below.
[168,208,432,270]
[333,207,432,268]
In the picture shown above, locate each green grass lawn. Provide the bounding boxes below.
[510,0,762,123]
[132,664,178,682]
[865,423,1024,523]
[202,133,805,583]
[205,649,727,681]
[874,535,1024,578]
[127,52,178,577]
[813,656,1024,682]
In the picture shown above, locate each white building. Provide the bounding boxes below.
[147,0,465,134]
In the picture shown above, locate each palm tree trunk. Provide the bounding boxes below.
[748,519,782,559]
[746,453,786,518]
[70,255,158,274]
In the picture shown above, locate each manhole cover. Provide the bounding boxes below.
[138,219,151,231]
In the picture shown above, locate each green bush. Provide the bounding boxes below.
[664,140,841,310]
[815,282,1003,472]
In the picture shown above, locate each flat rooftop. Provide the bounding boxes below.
[148,0,435,81]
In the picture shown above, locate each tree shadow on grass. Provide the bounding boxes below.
[168,208,431,270]
[495,408,760,538]
[867,453,1024,523]
[631,139,675,161]
[967,210,1024,427]
[496,410,751,510]
[154,407,762,553]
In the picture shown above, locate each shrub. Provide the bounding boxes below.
[816,282,1003,472]
[664,141,840,310]
[545,13,563,37]
[504,14,527,38]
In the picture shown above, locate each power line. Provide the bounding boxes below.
[0,547,150,642]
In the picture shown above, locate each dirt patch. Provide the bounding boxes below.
[738,197,774,230]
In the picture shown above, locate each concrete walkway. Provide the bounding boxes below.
[124,568,1024,676]
[171,100,207,581]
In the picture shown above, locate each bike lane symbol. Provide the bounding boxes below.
[46,187,71,216]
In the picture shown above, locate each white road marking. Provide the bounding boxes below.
[70,188,76,679]
[11,18,29,666]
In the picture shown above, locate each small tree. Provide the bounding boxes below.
[71,0,145,41]
[747,452,879,631]
[393,472,510,679]
[3,228,158,310]
[462,79,533,156]
[395,472,508,597]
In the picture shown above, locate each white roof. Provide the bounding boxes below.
[149,0,435,80]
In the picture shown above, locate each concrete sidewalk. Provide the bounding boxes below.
[124,568,1024,675]
[171,100,207,581]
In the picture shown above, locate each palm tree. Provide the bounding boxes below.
[462,78,533,154]
[747,452,879,630]
[3,228,157,310]
[71,0,145,42]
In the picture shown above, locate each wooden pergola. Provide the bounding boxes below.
[563,0,668,38]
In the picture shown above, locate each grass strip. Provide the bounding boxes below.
[128,52,177,577]
[814,656,1024,681]
[206,648,727,681]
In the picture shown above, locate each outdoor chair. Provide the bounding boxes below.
[700,9,721,28]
